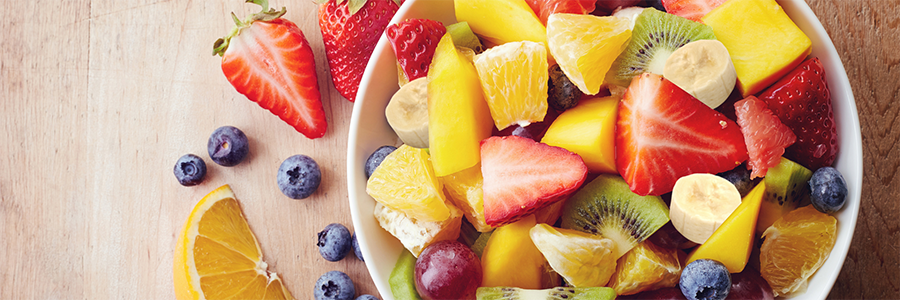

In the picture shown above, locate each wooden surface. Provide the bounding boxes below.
[0,0,897,299]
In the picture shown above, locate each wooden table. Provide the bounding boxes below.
[1,0,897,299]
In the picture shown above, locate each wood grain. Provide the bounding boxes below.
[0,0,897,299]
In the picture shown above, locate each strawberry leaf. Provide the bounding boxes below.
[348,0,366,15]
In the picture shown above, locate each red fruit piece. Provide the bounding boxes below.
[616,73,748,196]
[524,0,596,25]
[661,0,728,22]
[735,96,796,179]
[318,0,400,102]
[386,18,446,82]
[480,136,587,227]
[758,57,837,170]
[214,0,327,139]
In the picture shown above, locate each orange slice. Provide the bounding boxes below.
[474,40,549,130]
[546,14,631,95]
[366,145,450,222]
[608,240,682,295]
[173,185,294,300]
[760,205,837,297]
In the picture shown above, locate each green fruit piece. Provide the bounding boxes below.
[560,174,669,258]
[476,286,616,300]
[756,157,812,234]
[389,249,423,300]
[447,22,484,53]
[605,8,717,87]
[459,218,481,247]
[471,230,493,258]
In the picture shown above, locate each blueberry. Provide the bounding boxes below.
[717,164,760,198]
[547,64,582,111]
[277,155,321,199]
[352,232,364,262]
[174,154,207,186]
[207,126,249,167]
[318,223,352,262]
[679,259,731,300]
[314,270,355,300]
[365,145,397,178]
[355,295,379,300]
[809,167,848,214]
[511,125,535,140]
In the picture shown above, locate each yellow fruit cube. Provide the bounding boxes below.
[541,95,620,174]
[428,33,494,177]
[474,41,549,131]
[686,181,766,273]
[373,203,463,257]
[481,215,545,289]
[454,0,547,48]
[440,164,492,232]
[366,145,450,222]
[702,0,811,96]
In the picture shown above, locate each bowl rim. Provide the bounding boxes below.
[346,0,863,299]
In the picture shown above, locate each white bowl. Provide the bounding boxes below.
[347,1,862,299]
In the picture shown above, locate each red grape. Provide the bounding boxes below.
[414,240,482,300]
[618,287,687,299]
[726,268,774,300]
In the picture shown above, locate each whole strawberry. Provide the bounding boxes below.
[758,58,837,170]
[213,0,327,139]
[386,18,446,83]
[318,0,401,102]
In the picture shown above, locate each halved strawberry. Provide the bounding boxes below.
[735,96,796,179]
[758,57,837,170]
[386,18,446,83]
[481,136,587,227]
[616,73,748,196]
[661,0,727,22]
[214,0,327,139]
[318,0,400,102]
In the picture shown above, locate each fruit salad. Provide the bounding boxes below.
[364,0,848,299]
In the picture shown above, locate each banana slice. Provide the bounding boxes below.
[669,173,742,244]
[663,40,736,109]
[385,77,429,148]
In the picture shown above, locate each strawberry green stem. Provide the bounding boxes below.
[213,0,287,56]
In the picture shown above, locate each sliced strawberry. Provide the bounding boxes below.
[481,136,587,227]
[214,0,327,139]
[735,96,796,179]
[524,0,596,25]
[385,19,446,82]
[758,58,837,170]
[661,0,727,22]
[318,0,400,102]
[616,73,748,196]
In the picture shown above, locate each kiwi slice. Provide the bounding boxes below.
[605,8,717,87]
[756,157,812,233]
[471,230,493,258]
[389,249,423,300]
[447,22,484,53]
[476,286,616,300]
[560,174,669,258]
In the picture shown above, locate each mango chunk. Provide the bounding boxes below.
[686,181,766,273]
[481,215,545,289]
[541,95,620,174]
[702,0,811,96]
[454,0,547,48]
[428,33,493,177]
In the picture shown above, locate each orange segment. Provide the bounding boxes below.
[546,14,631,95]
[366,145,451,222]
[608,240,682,295]
[760,205,837,297]
[474,40,549,130]
[173,185,294,300]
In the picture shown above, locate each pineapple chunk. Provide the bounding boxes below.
[374,202,463,257]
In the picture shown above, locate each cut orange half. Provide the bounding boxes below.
[173,185,294,300]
